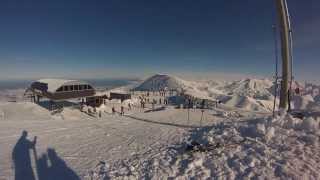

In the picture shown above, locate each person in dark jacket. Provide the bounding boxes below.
[120,106,124,115]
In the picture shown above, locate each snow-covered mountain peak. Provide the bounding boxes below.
[134,74,187,91]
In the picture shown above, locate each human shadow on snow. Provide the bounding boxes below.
[12,130,80,180]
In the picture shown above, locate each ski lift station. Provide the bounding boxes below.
[29,79,95,100]
[25,79,106,109]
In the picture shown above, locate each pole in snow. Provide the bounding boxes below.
[275,0,292,111]
[200,110,204,127]
[272,25,279,117]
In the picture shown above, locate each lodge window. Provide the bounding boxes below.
[63,86,69,91]
[79,85,83,91]
[88,85,93,90]
[74,85,79,91]
[70,85,74,91]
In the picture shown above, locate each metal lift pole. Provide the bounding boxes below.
[275,0,292,110]
[272,25,279,117]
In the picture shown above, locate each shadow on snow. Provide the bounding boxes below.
[12,130,80,180]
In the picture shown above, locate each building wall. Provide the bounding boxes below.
[110,93,131,101]
[86,96,104,107]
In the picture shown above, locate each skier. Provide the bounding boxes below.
[201,99,206,109]
[120,106,124,115]
[112,107,116,115]
[188,98,192,109]
[166,98,169,105]
[140,98,143,108]
[152,99,156,111]
[142,99,145,109]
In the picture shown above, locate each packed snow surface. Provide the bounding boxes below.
[90,112,320,180]
[0,99,229,179]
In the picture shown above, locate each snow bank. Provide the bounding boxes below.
[88,113,320,179]
[0,102,52,121]
[60,108,84,120]
[0,89,26,102]
[292,94,319,110]
[223,95,265,111]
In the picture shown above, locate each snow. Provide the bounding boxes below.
[1,75,320,179]
[132,74,282,112]
[134,74,186,91]
[221,78,274,100]
[0,89,26,102]
[134,75,320,113]
[0,100,228,179]
[292,94,318,110]
[93,112,320,179]
[300,117,320,133]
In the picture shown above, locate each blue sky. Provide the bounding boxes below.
[0,0,319,81]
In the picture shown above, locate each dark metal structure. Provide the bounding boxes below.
[110,92,131,102]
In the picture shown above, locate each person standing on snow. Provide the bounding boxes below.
[152,99,155,111]
[112,106,116,115]
[120,106,124,115]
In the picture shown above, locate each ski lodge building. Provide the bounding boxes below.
[26,79,105,108]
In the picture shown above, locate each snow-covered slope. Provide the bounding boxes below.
[134,75,276,112]
[134,74,186,91]
[135,75,320,112]
[221,78,274,100]
[222,95,269,111]
[217,79,276,111]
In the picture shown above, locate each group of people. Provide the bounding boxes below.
[144,89,170,97]
[158,89,167,97]
[111,102,133,116]
[185,97,222,110]
[139,95,170,110]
